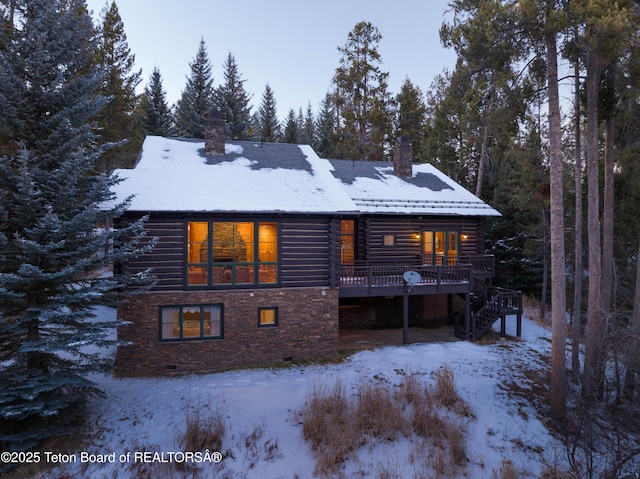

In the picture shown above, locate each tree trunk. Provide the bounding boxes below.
[583,47,604,401]
[475,125,489,198]
[623,243,640,399]
[546,31,567,419]
[540,208,549,323]
[572,59,583,378]
[601,61,616,324]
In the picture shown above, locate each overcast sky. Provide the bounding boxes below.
[85,0,458,119]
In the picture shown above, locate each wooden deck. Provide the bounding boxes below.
[338,256,494,298]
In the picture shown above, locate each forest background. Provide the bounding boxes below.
[2,0,640,470]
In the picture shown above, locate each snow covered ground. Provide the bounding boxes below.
[41,308,566,478]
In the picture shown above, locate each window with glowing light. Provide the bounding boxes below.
[421,230,459,265]
[258,307,278,327]
[341,220,355,264]
[159,304,223,340]
[187,221,278,286]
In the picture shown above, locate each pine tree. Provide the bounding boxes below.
[333,21,393,160]
[283,109,298,143]
[0,1,14,51]
[395,77,427,161]
[0,0,154,450]
[95,0,142,171]
[299,103,316,146]
[174,38,215,138]
[213,52,252,140]
[140,67,172,136]
[256,83,280,142]
[315,92,337,158]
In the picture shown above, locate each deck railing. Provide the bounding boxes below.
[340,255,494,287]
[340,262,472,289]
[459,255,495,274]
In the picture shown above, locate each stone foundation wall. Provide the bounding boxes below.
[115,287,339,376]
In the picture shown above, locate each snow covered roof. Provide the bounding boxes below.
[109,136,357,214]
[328,160,501,216]
[109,135,500,217]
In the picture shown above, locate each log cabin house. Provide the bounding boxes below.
[109,112,522,376]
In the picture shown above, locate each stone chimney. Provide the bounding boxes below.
[393,137,413,178]
[205,110,225,155]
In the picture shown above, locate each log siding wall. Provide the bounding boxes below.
[120,213,342,291]
[356,216,486,264]
[119,213,487,290]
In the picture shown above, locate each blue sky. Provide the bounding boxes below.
[85,0,457,118]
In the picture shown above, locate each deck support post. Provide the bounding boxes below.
[402,292,409,345]
[500,315,506,337]
[465,292,471,340]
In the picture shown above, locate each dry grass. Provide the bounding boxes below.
[355,381,408,440]
[491,459,520,479]
[301,368,475,478]
[433,366,476,419]
[124,440,197,479]
[434,366,458,407]
[301,380,357,476]
[181,407,226,452]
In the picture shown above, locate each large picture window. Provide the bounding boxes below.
[187,221,278,286]
[160,304,223,340]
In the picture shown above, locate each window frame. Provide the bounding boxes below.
[159,304,224,341]
[383,234,396,247]
[421,229,460,265]
[340,219,356,265]
[186,220,280,288]
[258,307,278,328]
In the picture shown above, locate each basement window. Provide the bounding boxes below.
[159,304,223,340]
[258,307,278,327]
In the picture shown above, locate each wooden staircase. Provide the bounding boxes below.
[455,286,523,341]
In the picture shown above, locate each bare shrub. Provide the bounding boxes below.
[429,449,448,476]
[538,465,576,479]
[181,407,226,452]
[355,381,407,440]
[491,459,519,479]
[432,366,476,418]
[125,440,197,479]
[411,399,446,441]
[301,369,474,477]
[434,366,458,407]
[446,418,468,466]
[301,380,356,476]
[396,371,426,405]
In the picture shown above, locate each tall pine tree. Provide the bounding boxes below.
[140,66,172,136]
[395,77,427,162]
[283,109,298,143]
[299,103,316,146]
[315,92,338,158]
[0,0,153,451]
[333,21,393,161]
[213,52,252,140]
[174,38,215,138]
[256,83,280,142]
[95,0,142,171]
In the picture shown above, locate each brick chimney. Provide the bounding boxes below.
[393,137,413,178]
[205,110,225,155]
